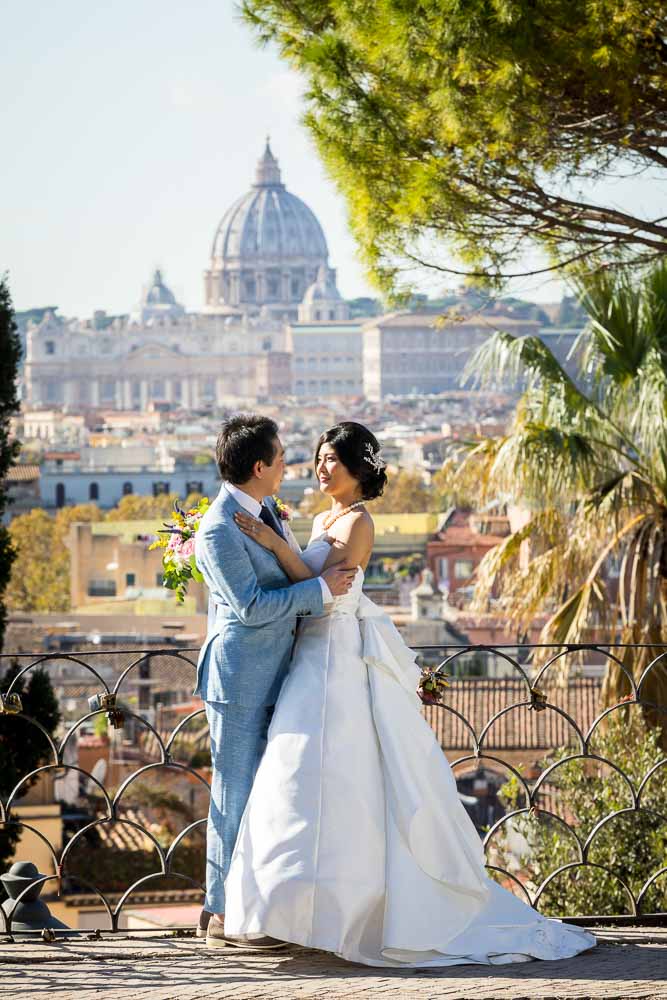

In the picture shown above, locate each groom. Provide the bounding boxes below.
[194,414,356,949]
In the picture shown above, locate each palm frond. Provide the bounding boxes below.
[641,259,667,364]
[491,422,601,506]
[573,267,649,382]
[540,513,650,654]
[465,330,588,411]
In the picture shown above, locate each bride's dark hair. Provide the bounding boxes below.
[315,422,388,501]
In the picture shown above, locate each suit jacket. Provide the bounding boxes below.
[194,485,324,706]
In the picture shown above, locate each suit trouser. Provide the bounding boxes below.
[204,701,273,914]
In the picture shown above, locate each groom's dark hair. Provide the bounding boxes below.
[216,414,279,484]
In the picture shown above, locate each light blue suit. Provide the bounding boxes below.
[194,484,324,913]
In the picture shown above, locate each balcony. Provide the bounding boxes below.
[0,643,665,938]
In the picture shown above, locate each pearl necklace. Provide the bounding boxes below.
[322,501,365,531]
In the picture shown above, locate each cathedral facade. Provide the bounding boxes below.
[23,142,350,410]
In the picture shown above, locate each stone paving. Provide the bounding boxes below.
[0,927,665,999]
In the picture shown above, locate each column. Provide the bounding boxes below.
[90,380,100,407]
[140,379,149,411]
[189,378,200,408]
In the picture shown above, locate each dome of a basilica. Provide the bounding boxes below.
[135,269,185,323]
[204,140,334,319]
[145,269,178,306]
[210,141,328,262]
[301,264,342,305]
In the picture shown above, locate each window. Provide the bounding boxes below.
[267,276,279,298]
[100,379,115,402]
[173,380,182,401]
[156,572,164,586]
[45,340,55,355]
[186,480,203,495]
[152,481,170,496]
[454,560,474,580]
[262,337,272,351]
[88,580,117,597]
[55,483,66,508]
[438,557,449,582]
[151,379,165,399]
[122,481,133,495]
[243,278,256,300]
[89,482,99,501]
[125,573,136,587]
[291,278,300,297]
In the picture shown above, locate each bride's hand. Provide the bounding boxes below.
[234,512,279,552]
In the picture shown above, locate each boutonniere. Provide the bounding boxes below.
[272,494,293,521]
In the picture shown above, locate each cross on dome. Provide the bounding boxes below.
[254,137,282,188]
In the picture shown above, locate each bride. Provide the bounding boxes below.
[223,421,595,968]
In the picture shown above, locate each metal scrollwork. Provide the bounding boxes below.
[0,642,665,936]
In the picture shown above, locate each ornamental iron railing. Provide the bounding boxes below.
[0,642,665,939]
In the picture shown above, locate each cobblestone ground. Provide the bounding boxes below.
[0,927,665,1000]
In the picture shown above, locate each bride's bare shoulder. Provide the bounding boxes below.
[333,507,374,542]
[310,509,329,537]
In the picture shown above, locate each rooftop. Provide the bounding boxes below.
[363,311,542,331]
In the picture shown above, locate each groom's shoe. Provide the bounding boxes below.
[206,916,289,951]
[196,908,212,939]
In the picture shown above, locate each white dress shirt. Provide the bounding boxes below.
[224,483,332,603]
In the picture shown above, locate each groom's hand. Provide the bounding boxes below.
[322,565,358,597]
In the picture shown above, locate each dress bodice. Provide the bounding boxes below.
[302,533,364,616]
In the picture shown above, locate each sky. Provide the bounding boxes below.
[2,1,664,318]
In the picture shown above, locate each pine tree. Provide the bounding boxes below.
[0,663,61,872]
[0,277,22,652]
[243,0,666,289]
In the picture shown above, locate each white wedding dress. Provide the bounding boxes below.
[224,536,595,967]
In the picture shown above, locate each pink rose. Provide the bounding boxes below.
[180,537,195,559]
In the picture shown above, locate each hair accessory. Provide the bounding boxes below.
[363,442,386,473]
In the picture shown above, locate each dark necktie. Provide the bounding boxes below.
[259,504,283,537]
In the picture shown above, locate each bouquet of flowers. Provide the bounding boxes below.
[149,497,210,603]
[417,666,450,705]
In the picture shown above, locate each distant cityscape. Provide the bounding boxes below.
[4,137,593,659]
[11,139,584,509]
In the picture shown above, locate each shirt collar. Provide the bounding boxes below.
[224,482,262,518]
